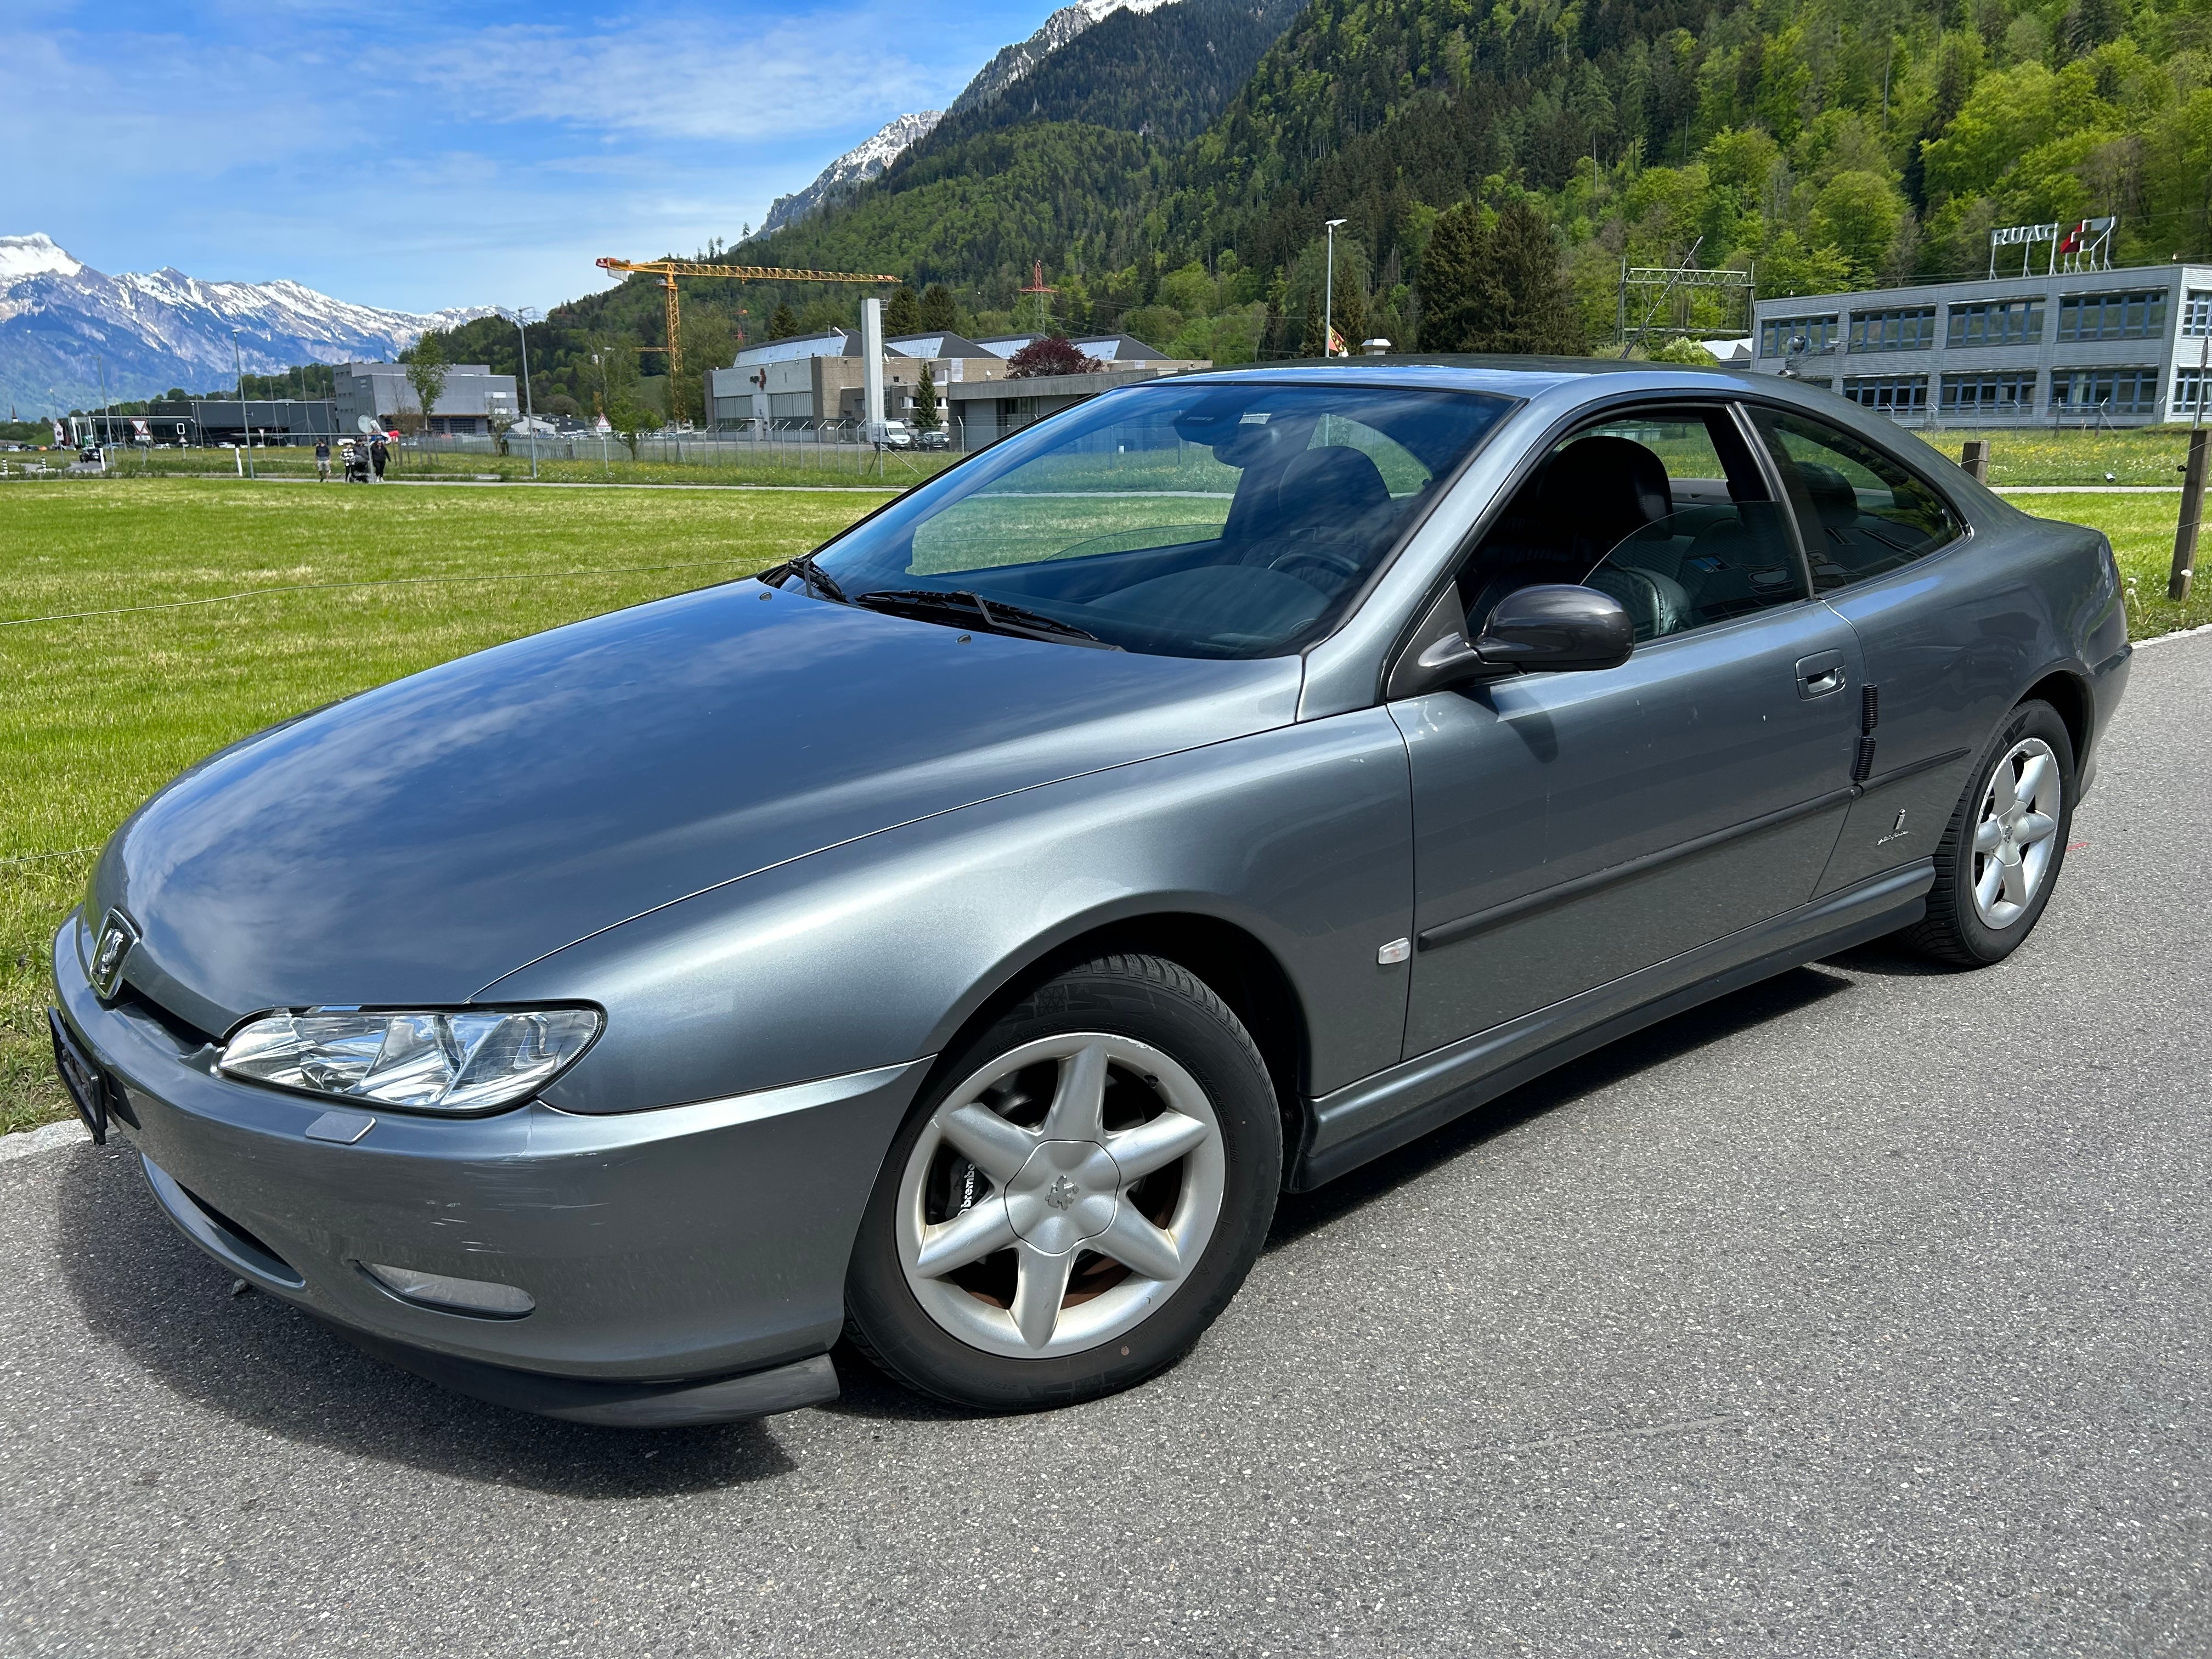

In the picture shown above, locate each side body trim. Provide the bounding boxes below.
[1416,788,1859,951]
[1295,860,1934,1190]
[1856,746,1971,797]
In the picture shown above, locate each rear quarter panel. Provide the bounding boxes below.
[1814,490,2124,896]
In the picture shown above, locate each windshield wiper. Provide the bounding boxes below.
[854,588,1121,650]
[764,551,848,605]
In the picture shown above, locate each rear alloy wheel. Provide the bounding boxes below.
[845,955,1279,1410]
[1903,699,2075,967]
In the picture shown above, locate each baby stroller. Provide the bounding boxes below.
[341,438,372,483]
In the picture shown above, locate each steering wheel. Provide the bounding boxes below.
[1266,546,1364,587]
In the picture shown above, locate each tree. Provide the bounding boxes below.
[919,283,959,331]
[1416,200,1496,353]
[1302,288,1323,356]
[1810,172,1906,284]
[402,332,452,434]
[1005,337,1103,377]
[605,399,650,459]
[885,286,924,335]
[913,360,940,431]
[677,311,737,426]
[768,301,800,340]
[1485,201,1584,354]
[1331,266,1366,352]
[1421,200,1584,355]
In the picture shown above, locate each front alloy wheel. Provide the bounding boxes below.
[845,953,1279,1410]
[896,1034,1225,1358]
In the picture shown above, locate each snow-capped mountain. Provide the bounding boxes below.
[747,0,1181,242]
[0,234,493,414]
[754,111,945,240]
[948,0,1181,115]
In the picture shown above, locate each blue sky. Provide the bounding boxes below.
[5,0,1057,315]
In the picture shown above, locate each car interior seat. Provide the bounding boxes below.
[1462,434,1674,630]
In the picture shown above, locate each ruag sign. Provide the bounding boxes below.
[1989,217,2118,278]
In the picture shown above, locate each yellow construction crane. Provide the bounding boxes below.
[594,257,900,405]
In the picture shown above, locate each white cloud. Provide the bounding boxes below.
[379,10,948,143]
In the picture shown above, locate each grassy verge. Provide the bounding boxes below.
[1,478,876,1134]
[1917,425,2200,488]
[0,475,2197,1134]
[2023,490,2209,637]
[16,443,953,490]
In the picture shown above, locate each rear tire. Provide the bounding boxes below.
[844,953,1280,1412]
[1900,699,2074,967]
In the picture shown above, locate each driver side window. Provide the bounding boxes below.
[1458,407,1809,644]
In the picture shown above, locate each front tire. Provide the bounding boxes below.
[844,953,1281,1411]
[1902,698,2074,967]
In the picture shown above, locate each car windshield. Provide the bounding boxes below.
[797,380,1515,658]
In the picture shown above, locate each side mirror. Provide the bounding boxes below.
[1472,584,1634,673]
[1388,581,1634,699]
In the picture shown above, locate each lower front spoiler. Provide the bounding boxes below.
[137,1144,840,1426]
[324,1324,840,1427]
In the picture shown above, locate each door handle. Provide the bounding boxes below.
[1795,650,1848,699]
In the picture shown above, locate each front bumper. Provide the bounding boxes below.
[51,913,927,1423]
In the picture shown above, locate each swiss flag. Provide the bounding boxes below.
[2057,219,2090,254]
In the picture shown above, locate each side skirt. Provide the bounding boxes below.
[1289,860,1933,1192]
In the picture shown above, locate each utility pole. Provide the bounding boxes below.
[232,329,255,479]
[2171,334,2211,601]
[1323,219,1348,357]
[504,308,540,479]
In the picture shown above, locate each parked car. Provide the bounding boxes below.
[916,427,951,451]
[877,420,916,450]
[51,362,2129,1425]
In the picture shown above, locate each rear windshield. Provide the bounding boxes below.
[800,380,1514,658]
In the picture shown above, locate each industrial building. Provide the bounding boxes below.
[332,361,519,436]
[942,365,1199,445]
[137,398,344,446]
[709,330,1208,433]
[1747,256,2212,426]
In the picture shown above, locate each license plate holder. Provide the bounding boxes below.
[47,1008,109,1146]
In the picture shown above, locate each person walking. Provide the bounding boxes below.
[369,433,388,482]
[314,437,331,481]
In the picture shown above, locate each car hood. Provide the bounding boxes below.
[92,581,1302,1032]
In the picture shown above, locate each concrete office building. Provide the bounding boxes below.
[1747,263,2212,426]
[332,362,519,436]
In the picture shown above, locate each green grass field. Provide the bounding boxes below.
[0,478,878,1133]
[1,472,2198,1134]
[13,441,955,490]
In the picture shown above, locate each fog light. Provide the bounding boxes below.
[362,1262,534,1318]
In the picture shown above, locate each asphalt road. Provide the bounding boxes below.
[3,637,2207,1658]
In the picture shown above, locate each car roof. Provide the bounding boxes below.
[1170,356,1753,397]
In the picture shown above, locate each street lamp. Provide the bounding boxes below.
[501,307,541,479]
[1323,219,1348,358]
[231,328,255,479]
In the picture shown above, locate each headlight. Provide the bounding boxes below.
[218,1007,601,1114]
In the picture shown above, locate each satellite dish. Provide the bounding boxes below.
[356,415,377,433]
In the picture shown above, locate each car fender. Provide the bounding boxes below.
[484,708,1417,1118]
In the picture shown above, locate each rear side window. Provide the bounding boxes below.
[1458,406,1807,645]
[1750,409,1963,592]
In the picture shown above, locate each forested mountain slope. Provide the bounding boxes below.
[430,0,2212,409]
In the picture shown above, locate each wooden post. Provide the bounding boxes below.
[1959,438,1990,483]
[2171,428,2209,601]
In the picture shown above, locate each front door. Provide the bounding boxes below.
[1391,403,1865,1059]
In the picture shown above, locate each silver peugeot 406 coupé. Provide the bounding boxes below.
[50,361,2130,1424]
